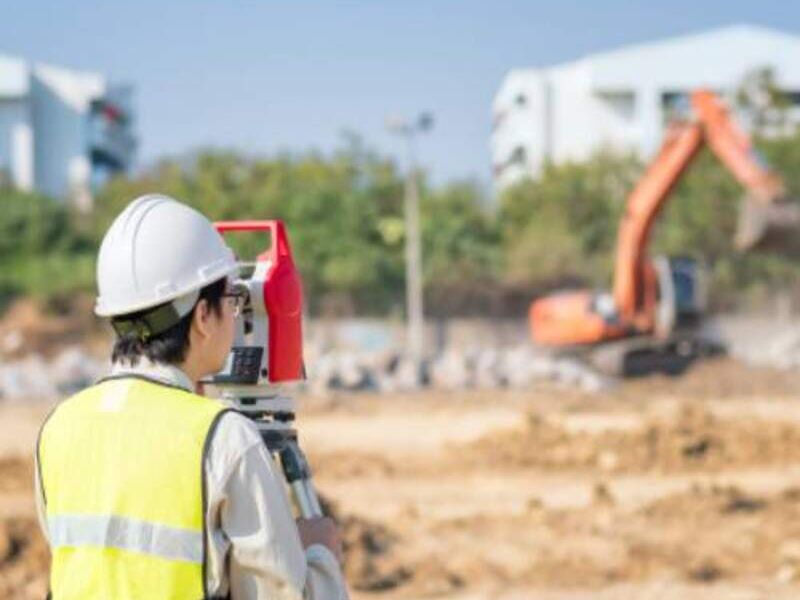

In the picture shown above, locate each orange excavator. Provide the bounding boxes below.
[529,89,800,376]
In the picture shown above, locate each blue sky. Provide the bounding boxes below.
[2,1,799,184]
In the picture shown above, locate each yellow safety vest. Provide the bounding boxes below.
[37,375,230,600]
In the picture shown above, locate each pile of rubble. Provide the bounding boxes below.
[0,347,104,402]
[0,344,612,402]
[729,328,800,370]
[306,345,614,395]
[712,317,800,371]
[5,310,800,402]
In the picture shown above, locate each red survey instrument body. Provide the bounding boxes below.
[214,220,304,383]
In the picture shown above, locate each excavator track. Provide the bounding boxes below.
[586,333,725,378]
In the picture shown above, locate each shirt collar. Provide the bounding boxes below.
[110,358,195,393]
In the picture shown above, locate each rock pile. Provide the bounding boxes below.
[0,344,613,402]
[0,346,104,402]
[305,345,614,395]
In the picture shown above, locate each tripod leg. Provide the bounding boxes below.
[280,441,323,518]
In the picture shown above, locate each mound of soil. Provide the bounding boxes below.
[0,518,48,599]
[461,403,800,474]
[0,458,33,494]
[0,296,108,360]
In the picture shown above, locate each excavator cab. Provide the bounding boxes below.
[587,256,710,376]
[652,256,706,339]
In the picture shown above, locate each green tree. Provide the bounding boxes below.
[736,66,793,136]
[0,189,95,305]
[498,151,640,287]
[93,139,408,315]
[420,180,501,315]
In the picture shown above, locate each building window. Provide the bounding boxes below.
[510,146,527,164]
[494,145,527,177]
[492,109,508,132]
[598,91,636,122]
[514,93,527,108]
[661,91,691,124]
[89,89,136,174]
[785,91,800,106]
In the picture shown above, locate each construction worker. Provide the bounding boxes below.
[34,194,349,599]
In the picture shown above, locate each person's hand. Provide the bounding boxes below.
[296,517,344,564]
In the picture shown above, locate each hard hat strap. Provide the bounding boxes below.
[110,290,200,341]
[111,303,182,340]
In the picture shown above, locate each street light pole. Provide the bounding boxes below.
[387,113,433,371]
[404,135,424,367]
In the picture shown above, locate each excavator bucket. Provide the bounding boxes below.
[736,196,800,257]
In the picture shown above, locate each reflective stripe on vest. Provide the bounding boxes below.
[38,376,229,600]
[48,514,203,564]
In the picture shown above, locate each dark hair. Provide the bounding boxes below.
[111,277,227,366]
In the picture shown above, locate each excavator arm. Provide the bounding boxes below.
[695,91,784,201]
[612,89,788,323]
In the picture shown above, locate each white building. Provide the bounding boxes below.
[0,55,135,207]
[491,25,800,189]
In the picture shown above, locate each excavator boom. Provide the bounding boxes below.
[612,120,704,322]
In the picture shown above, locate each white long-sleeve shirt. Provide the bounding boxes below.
[34,360,349,600]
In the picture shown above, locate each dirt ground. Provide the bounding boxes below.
[4,357,800,599]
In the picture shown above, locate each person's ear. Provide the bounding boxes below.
[191,299,213,342]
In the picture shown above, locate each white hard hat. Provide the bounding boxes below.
[95,194,238,318]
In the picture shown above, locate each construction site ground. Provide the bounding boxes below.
[3,358,800,598]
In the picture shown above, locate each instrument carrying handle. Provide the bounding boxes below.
[214,220,293,263]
